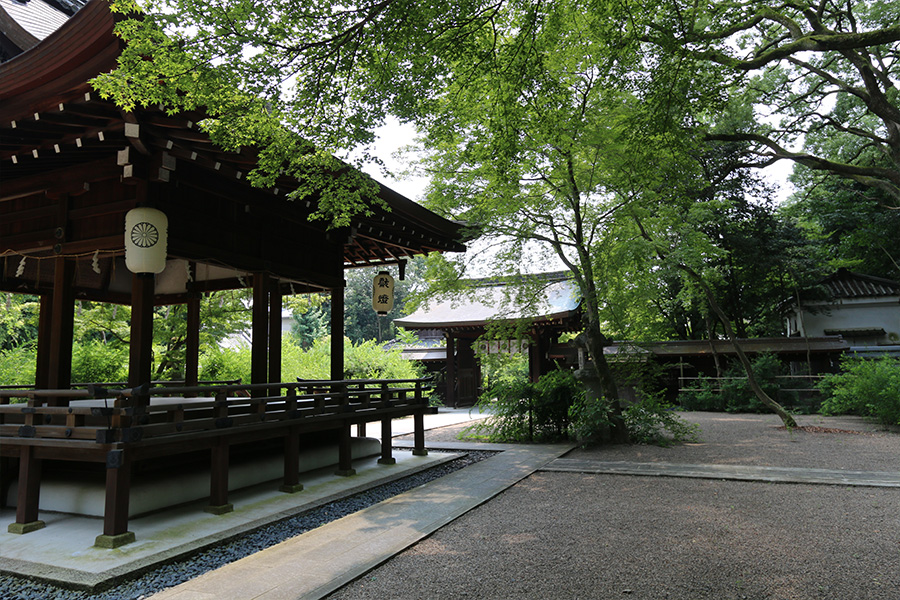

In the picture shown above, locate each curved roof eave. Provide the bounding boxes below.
[0,0,119,116]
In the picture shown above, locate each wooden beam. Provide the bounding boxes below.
[378,417,395,465]
[280,426,303,493]
[34,294,52,389]
[169,239,343,290]
[205,439,233,514]
[446,333,456,408]
[0,157,120,202]
[99,450,132,540]
[335,424,355,476]
[10,447,44,534]
[413,411,427,456]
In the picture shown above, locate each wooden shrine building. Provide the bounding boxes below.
[0,0,464,547]
[394,273,581,407]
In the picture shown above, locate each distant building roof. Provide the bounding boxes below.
[395,276,580,330]
[821,268,900,299]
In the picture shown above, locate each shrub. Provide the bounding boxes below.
[677,353,791,413]
[623,392,701,446]
[470,368,581,442]
[202,336,423,385]
[818,356,900,426]
[533,370,583,437]
[468,378,538,442]
[720,353,784,413]
[199,343,251,384]
[567,395,612,445]
[71,340,129,384]
[610,353,701,445]
[567,391,701,446]
[0,344,37,387]
[677,373,726,411]
[342,338,422,381]
[480,351,528,390]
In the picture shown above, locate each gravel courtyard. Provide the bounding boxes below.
[335,412,900,600]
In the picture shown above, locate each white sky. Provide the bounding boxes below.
[360,118,430,202]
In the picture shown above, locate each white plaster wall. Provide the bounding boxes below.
[6,437,381,517]
[794,298,900,344]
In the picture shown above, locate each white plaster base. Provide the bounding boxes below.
[4,437,381,517]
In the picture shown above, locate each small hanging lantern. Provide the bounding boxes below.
[125,207,168,274]
[372,270,395,315]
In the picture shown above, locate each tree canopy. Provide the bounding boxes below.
[100,0,900,207]
[631,0,900,204]
[91,0,900,436]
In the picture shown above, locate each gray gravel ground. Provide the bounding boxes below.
[332,412,900,600]
[567,412,900,472]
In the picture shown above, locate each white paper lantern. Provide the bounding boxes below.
[125,207,168,274]
[372,270,395,315]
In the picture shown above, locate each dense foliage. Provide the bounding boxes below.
[472,356,700,446]
[469,369,585,443]
[200,335,421,384]
[818,356,900,426]
[0,287,420,388]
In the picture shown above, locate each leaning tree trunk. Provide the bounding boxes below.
[705,312,723,378]
[631,215,798,429]
[685,269,799,429]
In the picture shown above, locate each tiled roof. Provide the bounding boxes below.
[1,0,71,44]
[822,268,900,299]
[395,278,580,329]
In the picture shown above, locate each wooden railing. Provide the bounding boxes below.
[2,378,432,546]
[0,378,430,445]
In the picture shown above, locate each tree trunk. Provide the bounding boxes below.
[583,319,630,443]
[687,269,798,429]
[631,215,798,429]
[705,311,723,378]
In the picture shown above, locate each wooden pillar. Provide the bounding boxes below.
[377,417,395,465]
[205,439,233,514]
[529,333,542,384]
[268,279,282,392]
[47,257,75,402]
[280,426,303,493]
[251,272,269,395]
[184,292,201,393]
[445,333,456,408]
[7,447,44,534]
[129,273,155,388]
[330,285,344,381]
[335,424,356,476]
[94,449,135,548]
[34,294,52,389]
[412,411,428,456]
